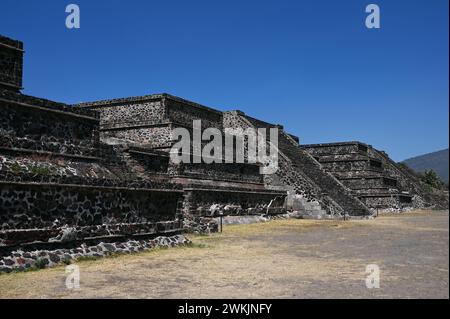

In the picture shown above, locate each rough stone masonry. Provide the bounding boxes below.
[0,34,447,272]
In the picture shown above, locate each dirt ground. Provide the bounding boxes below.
[0,210,448,299]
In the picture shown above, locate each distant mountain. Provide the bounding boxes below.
[402,149,449,183]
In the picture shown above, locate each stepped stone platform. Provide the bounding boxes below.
[0,88,185,249]
[301,141,446,210]
[0,34,447,268]
[75,94,288,224]
[0,35,185,252]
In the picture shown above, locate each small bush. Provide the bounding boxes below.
[34,258,49,269]
[75,256,98,262]
[29,165,51,175]
[9,162,22,173]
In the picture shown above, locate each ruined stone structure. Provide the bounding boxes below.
[222,112,371,216]
[0,34,447,271]
[0,35,23,92]
[75,94,288,222]
[0,36,185,253]
[302,142,447,210]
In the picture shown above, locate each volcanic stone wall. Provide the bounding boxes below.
[341,177,397,189]
[0,35,23,91]
[0,90,99,157]
[0,143,184,247]
[94,100,166,126]
[367,147,448,209]
[0,183,179,229]
[183,188,286,216]
[166,96,223,131]
[180,162,263,183]
[75,94,224,150]
[306,143,367,156]
[106,126,172,149]
[0,84,184,248]
[302,142,417,210]
[76,95,170,148]
[126,147,170,173]
[368,148,422,194]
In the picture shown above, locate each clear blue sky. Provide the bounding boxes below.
[1,0,448,161]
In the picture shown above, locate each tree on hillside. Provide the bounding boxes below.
[420,169,446,190]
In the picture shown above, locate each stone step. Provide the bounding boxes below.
[277,133,371,216]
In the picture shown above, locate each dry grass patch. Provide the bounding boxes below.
[0,210,446,298]
[197,218,362,240]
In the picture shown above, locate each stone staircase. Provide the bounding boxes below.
[278,131,371,216]
[224,111,371,216]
